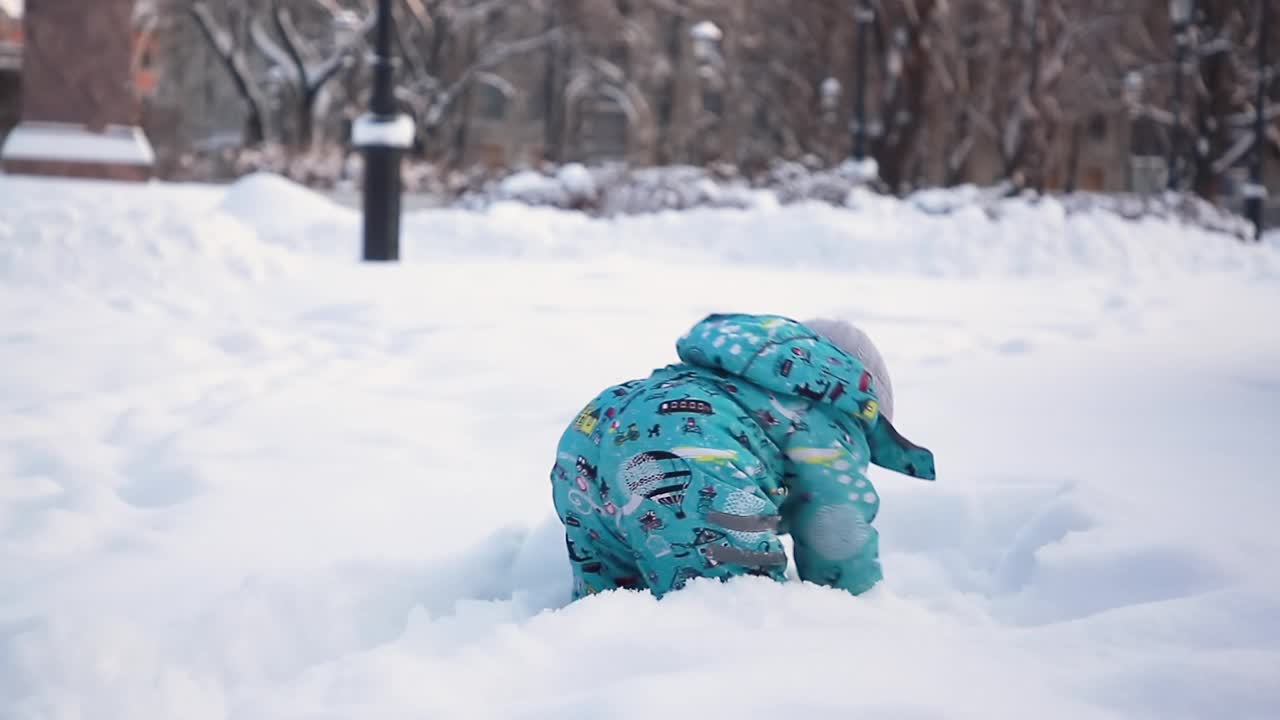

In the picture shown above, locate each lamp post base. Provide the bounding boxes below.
[1243,183,1267,243]
[361,144,403,262]
[353,113,415,262]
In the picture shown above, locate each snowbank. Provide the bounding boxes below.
[0,175,291,291]
[6,171,1259,284]
[118,170,1271,282]
[418,192,1276,281]
[1,173,1278,719]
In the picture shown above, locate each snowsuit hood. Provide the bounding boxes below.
[675,313,935,481]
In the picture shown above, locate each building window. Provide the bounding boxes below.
[1130,116,1164,157]
[486,7,506,35]
[577,99,628,161]
[587,110,627,153]
[702,89,723,116]
[1088,113,1107,142]
[477,85,507,121]
[1081,165,1105,191]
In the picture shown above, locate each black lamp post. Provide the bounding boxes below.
[354,0,413,261]
[1245,0,1270,241]
[1124,71,1145,191]
[1168,0,1193,191]
[852,0,873,161]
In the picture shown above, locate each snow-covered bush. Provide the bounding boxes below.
[460,163,762,215]
[460,161,1256,241]
[165,147,1256,242]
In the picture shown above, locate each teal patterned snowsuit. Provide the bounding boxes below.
[550,313,936,599]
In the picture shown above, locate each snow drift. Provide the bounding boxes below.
[1,172,1278,719]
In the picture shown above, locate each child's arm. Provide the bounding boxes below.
[783,419,883,595]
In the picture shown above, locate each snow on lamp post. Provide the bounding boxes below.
[1245,0,1270,241]
[821,76,842,121]
[1167,0,1194,191]
[1124,71,1145,114]
[690,20,723,159]
[690,20,723,68]
[820,77,842,164]
[852,0,874,161]
[353,0,414,262]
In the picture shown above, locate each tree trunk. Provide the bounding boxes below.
[1064,120,1083,192]
[654,13,683,165]
[300,88,318,149]
[1192,1,1234,201]
[721,1,748,164]
[877,2,936,192]
[450,26,478,167]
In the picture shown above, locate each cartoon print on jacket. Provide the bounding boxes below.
[550,313,935,600]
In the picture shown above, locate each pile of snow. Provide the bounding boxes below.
[2,173,1279,719]
[219,172,358,249]
[219,172,350,227]
[0,176,292,292]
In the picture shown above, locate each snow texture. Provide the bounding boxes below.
[1,173,1279,719]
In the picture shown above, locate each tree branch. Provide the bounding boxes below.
[306,10,376,96]
[271,1,311,89]
[1212,130,1254,175]
[427,28,561,127]
[250,18,301,85]
[1225,103,1280,128]
[189,1,270,144]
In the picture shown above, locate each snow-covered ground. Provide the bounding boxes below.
[2,173,1279,719]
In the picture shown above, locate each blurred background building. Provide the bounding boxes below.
[0,0,1276,223]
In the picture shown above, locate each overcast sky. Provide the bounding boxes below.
[0,0,20,19]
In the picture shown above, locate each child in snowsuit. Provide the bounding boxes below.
[550,313,935,599]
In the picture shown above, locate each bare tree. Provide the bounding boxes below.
[1187,0,1280,200]
[157,0,1276,203]
[249,0,374,147]
[1121,0,1280,201]
[394,0,560,156]
[189,1,272,144]
[866,0,940,191]
[188,0,370,148]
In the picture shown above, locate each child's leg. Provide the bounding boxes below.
[551,425,642,599]
[623,467,790,598]
[599,387,790,597]
[560,519,642,599]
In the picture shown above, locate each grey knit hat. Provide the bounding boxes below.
[804,318,894,423]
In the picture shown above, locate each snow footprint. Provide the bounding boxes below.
[992,491,1096,593]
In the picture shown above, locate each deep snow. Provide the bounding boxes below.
[1,173,1279,719]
